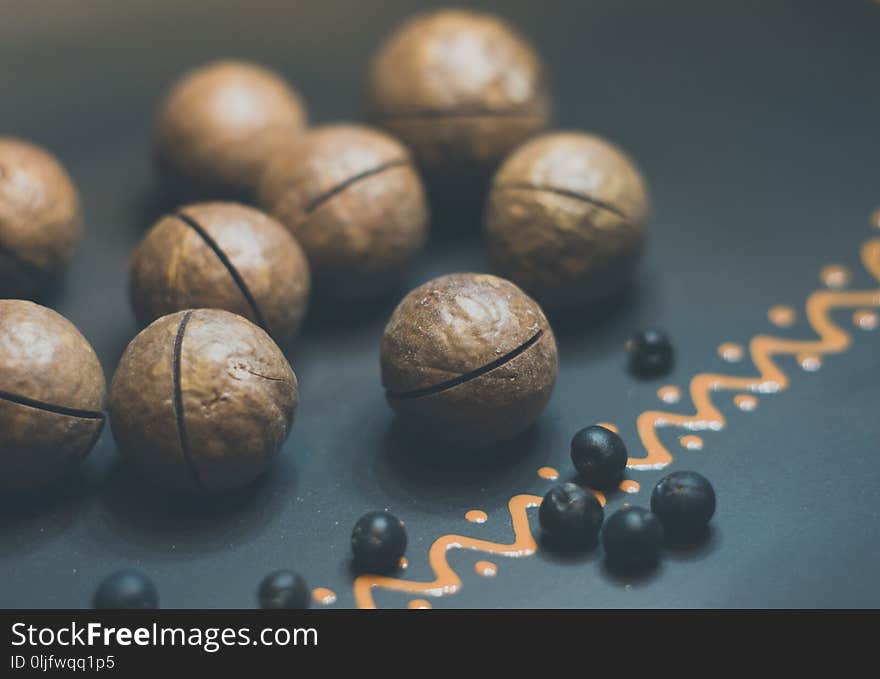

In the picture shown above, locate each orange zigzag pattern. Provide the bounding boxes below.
[630,237,880,470]
[353,236,880,609]
[354,494,542,609]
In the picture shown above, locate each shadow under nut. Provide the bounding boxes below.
[385,329,557,449]
[377,111,549,177]
[109,310,298,494]
[0,246,48,299]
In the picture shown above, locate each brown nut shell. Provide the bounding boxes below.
[367,9,551,178]
[0,300,106,491]
[486,132,650,310]
[381,273,557,449]
[0,138,81,298]
[258,124,428,302]
[130,202,310,346]
[155,60,307,196]
[109,309,298,495]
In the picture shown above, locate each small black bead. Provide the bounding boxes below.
[627,329,674,377]
[351,511,407,573]
[258,570,310,609]
[651,471,716,538]
[602,506,664,570]
[570,425,628,488]
[539,482,604,547]
[93,570,159,610]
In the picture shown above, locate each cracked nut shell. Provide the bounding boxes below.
[258,124,428,302]
[0,138,81,299]
[109,309,298,495]
[367,9,551,180]
[0,300,106,491]
[381,273,557,449]
[486,132,650,311]
[155,60,307,196]
[129,202,310,346]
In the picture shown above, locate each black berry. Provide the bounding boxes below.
[627,329,674,377]
[602,506,664,570]
[651,471,716,538]
[351,511,407,573]
[258,570,310,609]
[570,425,628,488]
[93,570,159,609]
[538,483,604,547]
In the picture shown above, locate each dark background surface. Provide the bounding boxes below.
[1,0,878,608]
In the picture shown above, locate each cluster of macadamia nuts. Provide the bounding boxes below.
[0,7,652,500]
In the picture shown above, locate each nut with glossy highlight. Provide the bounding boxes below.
[0,138,81,299]
[0,300,106,491]
[259,124,428,302]
[154,60,307,196]
[367,9,551,180]
[486,132,650,311]
[109,309,298,495]
[129,202,310,346]
[380,273,558,449]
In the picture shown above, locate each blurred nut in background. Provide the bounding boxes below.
[154,60,307,197]
[367,9,551,182]
[381,273,558,449]
[0,300,106,492]
[109,309,298,495]
[0,138,81,299]
[130,202,310,347]
[485,132,650,311]
[258,124,428,303]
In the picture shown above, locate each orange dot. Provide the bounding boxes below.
[465,510,488,524]
[619,479,640,494]
[657,385,681,404]
[718,342,744,362]
[595,422,618,433]
[475,561,498,577]
[398,557,408,570]
[680,435,704,451]
[592,489,607,506]
[820,264,850,289]
[854,310,879,331]
[408,599,432,609]
[537,466,559,480]
[768,305,797,327]
[312,588,337,606]
[734,394,758,412]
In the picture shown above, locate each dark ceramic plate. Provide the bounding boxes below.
[2,0,879,608]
